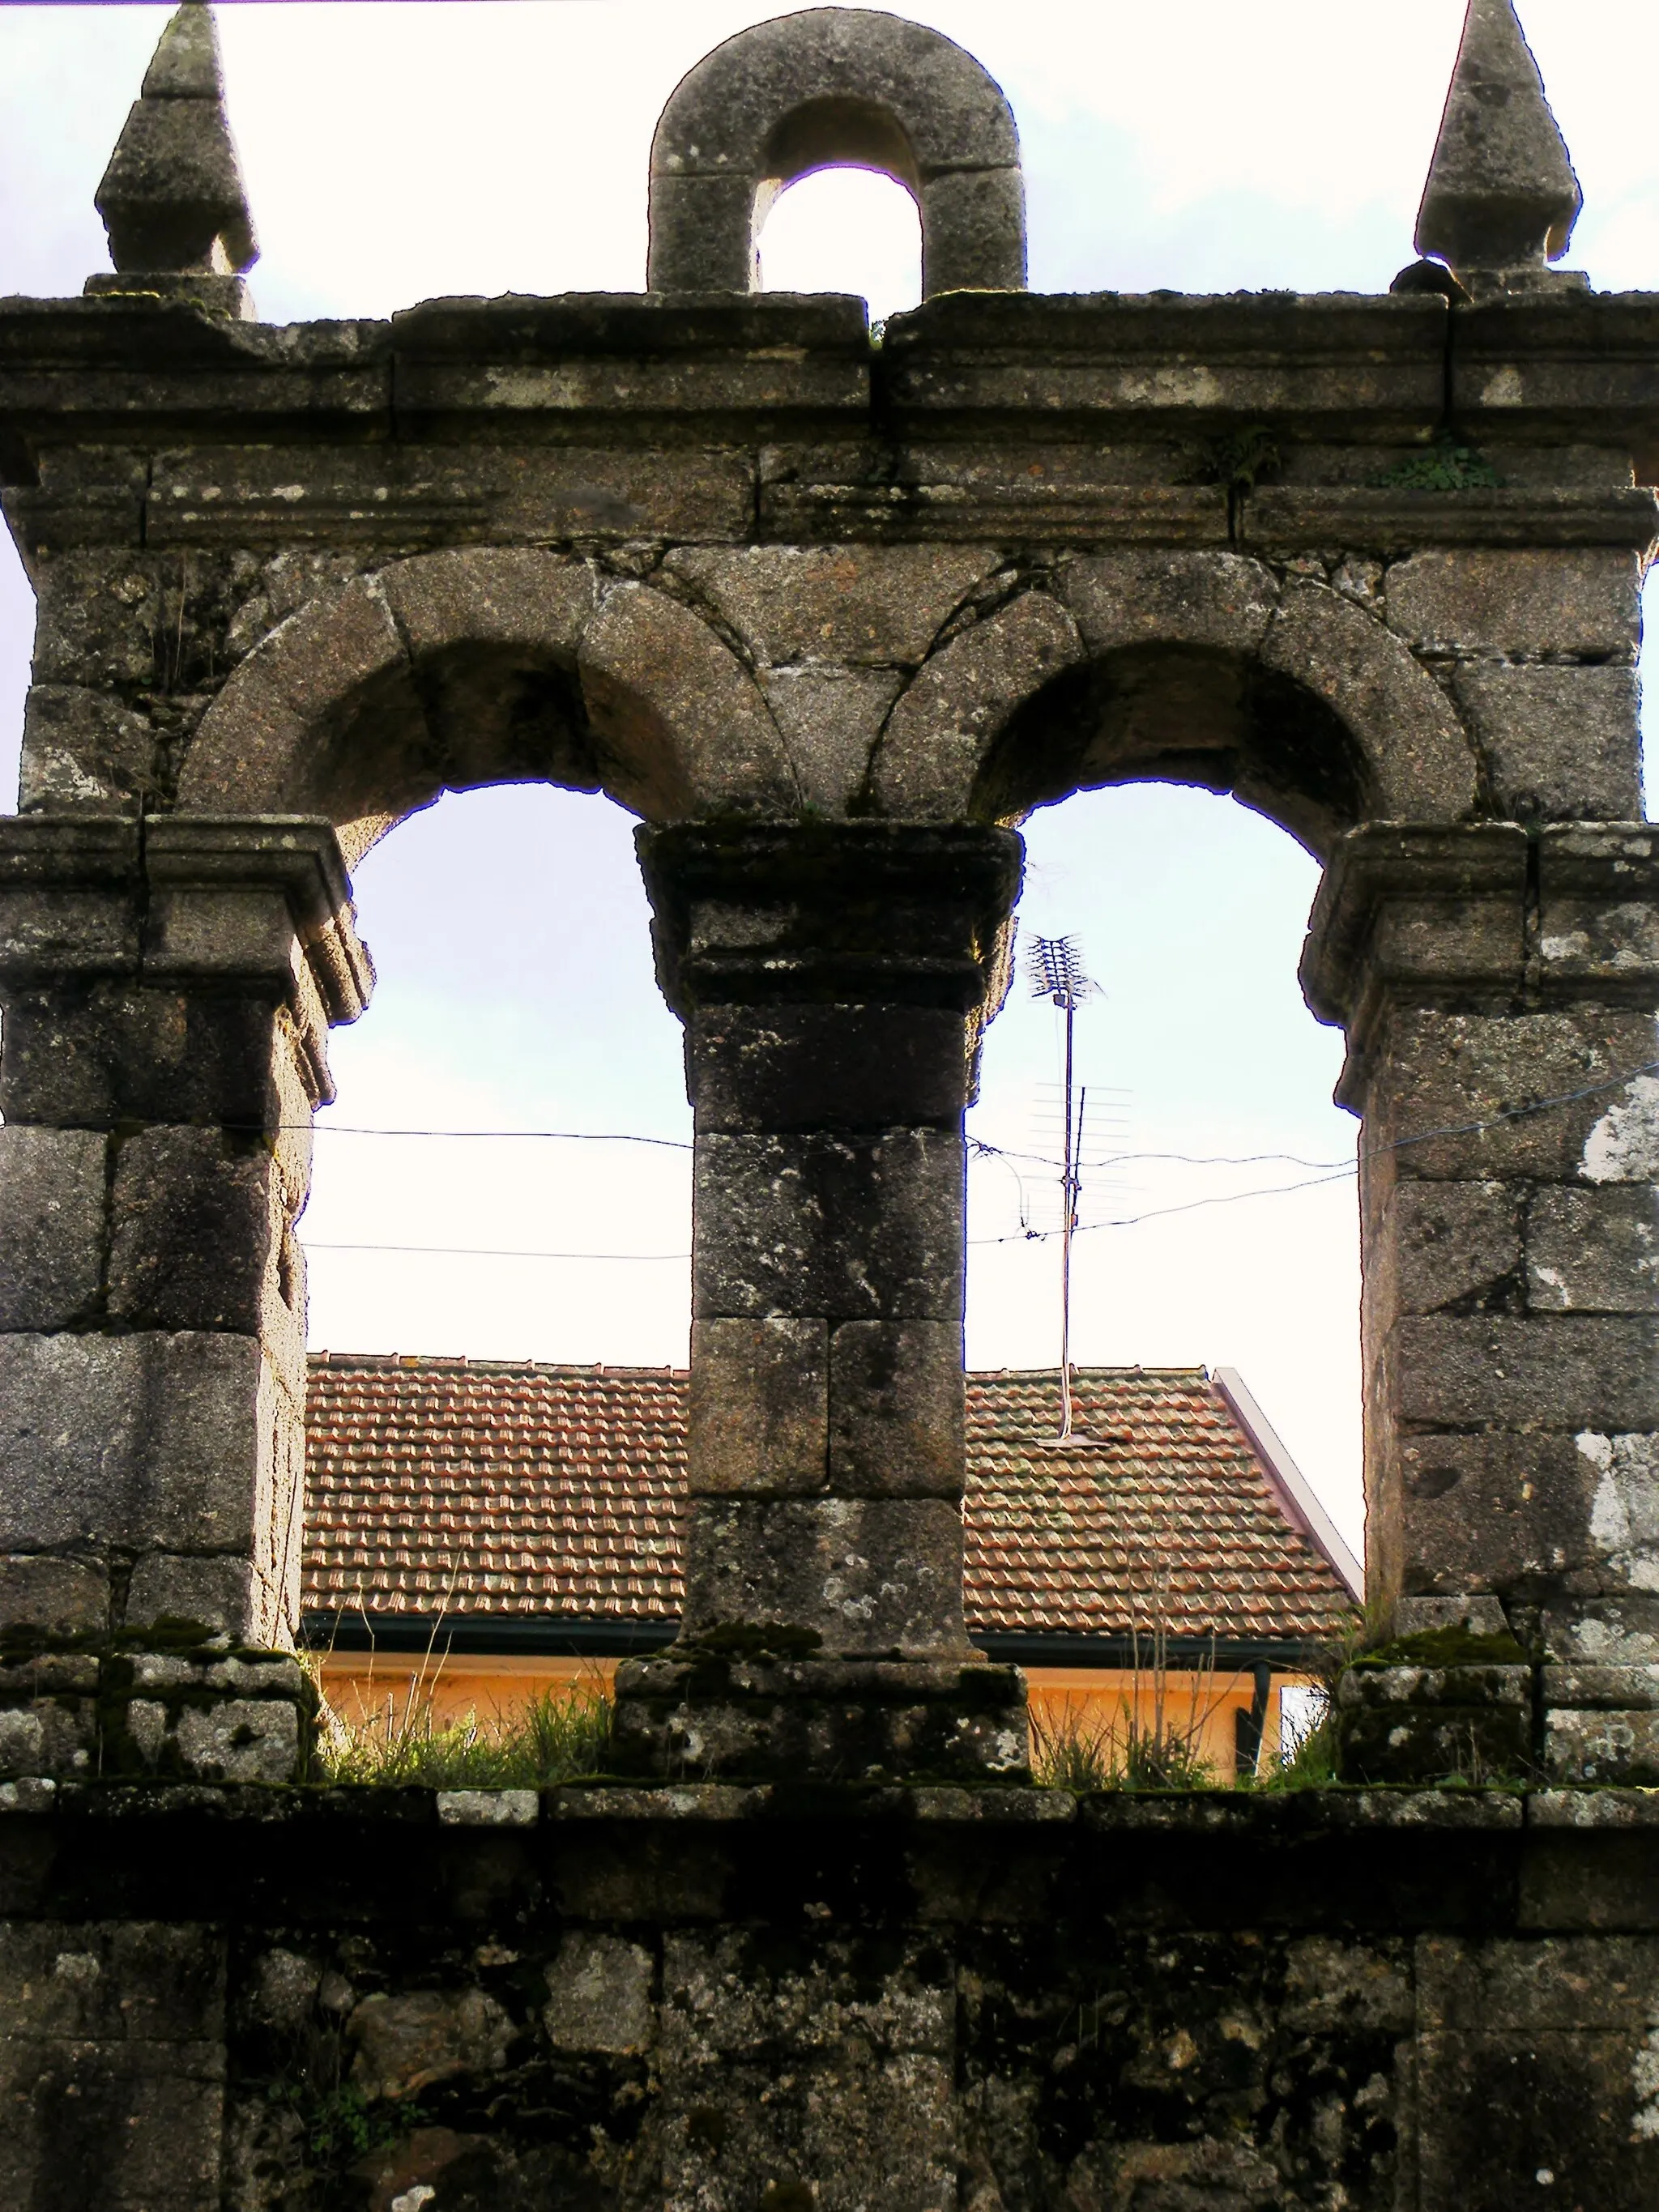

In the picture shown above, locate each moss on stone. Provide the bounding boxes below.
[1353,1626,1529,1669]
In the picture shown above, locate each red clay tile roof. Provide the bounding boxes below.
[301,1356,1354,1643]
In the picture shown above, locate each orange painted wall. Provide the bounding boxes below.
[316,1652,1300,1782]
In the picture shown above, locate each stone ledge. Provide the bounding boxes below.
[0,1778,1553,1831]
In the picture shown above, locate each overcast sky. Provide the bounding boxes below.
[2,0,1657,1553]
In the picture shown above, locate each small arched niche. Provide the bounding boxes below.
[757,163,922,321]
[648,7,1025,296]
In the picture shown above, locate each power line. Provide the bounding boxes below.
[309,1125,692,1149]
[309,1241,689,1264]
[968,1167,1356,1247]
[292,1055,1659,1267]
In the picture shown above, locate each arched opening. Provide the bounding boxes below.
[964,644,1370,1772]
[756,164,922,323]
[975,642,1371,859]
[967,782,1359,1525]
[299,778,693,1736]
[306,640,603,863]
[303,783,691,1369]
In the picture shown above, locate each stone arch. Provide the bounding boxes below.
[870,552,1479,855]
[648,7,1025,297]
[180,548,800,863]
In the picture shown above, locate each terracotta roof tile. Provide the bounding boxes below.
[301,1357,1354,1642]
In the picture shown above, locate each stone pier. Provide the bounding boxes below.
[612,822,1029,1778]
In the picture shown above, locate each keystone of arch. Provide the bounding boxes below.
[649,7,1026,296]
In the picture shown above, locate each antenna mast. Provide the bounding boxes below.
[1027,934,1095,1442]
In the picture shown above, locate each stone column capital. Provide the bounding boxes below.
[0,813,372,1097]
[142,814,373,1029]
[1300,824,1532,1036]
[1533,823,1659,1005]
[637,820,1023,1016]
[1304,822,1659,1059]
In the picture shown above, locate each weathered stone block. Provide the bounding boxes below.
[681,1495,966,1654]
[0,2035,225,2209]
[1555,1431,1659,1602]
[689,1004,968,1133]
[693,1129,965,1321]
[0,1123,108,1329]
[172,1698,299,1784]
[27,551,164,686]
[921,164,1026,291]
[0,1332,149,1550]
[126,1554,273,1646]
[1373,1178,1522,1315]
[1386,548,1643,658]
[688,1317,829,1496]
[1262,580,1478,823]
[107,1125,280,1332]
[663,543,998,667]
[348,1986,514,2101]
[1336,1661,1533,1784]
[1416,1935,1659,2207]
[612,1650,1026,1783]
[578,582,797,820]
[1387,1314,1659,1430]
[1391,1431,1601,1595]
[0,1330,281,1561]
[0,843,141,982]
[873,589,1081,819]
[1056,548,1277,658]
[377,543,597,661]
[543,1932,655,2053]
[0,980,294,1132]
[1528,1185,1659,1313]
[1449,662,1641,820]
[760,663,904,814]
[0,1553,109,1633]
[0,1698,96,1780]
[0,1917,226,2206]
[1542,1663,1659,1710]
[828,1319,964,1498]
[1543,1704,1659,1785]
[19,685,158,814]
[0,1921,225,2042]
[1358,1008,1659,1181]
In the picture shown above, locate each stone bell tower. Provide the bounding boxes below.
[1,0,1657,1804]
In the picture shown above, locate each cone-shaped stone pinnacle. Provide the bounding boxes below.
[141,0,224,102]
[1415,0,1580,276]
[94,2,257,275]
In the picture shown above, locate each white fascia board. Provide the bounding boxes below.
[1211,1366,1364,1605]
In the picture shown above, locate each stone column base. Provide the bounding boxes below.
[612,1648,1030,1782]
[1333,1596,1535,1785]
[0,1629,316,1786]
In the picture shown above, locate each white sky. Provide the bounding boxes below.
[2,0,1658,1554]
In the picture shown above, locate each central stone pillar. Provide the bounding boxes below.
[612,822,1030,1780]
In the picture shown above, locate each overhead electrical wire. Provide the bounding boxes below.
[292,1056,1659,1265]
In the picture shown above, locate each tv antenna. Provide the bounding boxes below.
[1027,933,1096,1441]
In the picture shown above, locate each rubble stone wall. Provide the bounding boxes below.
[5,1784,1659,2211]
